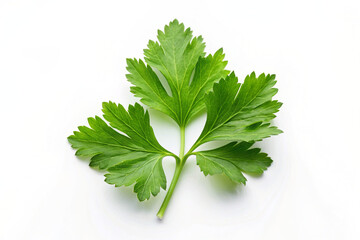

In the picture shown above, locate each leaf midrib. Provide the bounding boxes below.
[73,138,166,155]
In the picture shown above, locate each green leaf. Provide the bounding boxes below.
[186,48,230,120]
[68,20,283,217]
[195,142,272,184]
[144,19,205,92]
[102,101,168,153]
[127,19,229,126]
[105,153,166,201]
[193,72,282,148]
[68,102,172,200]
[126,58,178,122]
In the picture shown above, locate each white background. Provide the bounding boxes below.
[1,0,360,239]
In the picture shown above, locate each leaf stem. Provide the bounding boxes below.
[157,126,186,219]
[179,126,185,159]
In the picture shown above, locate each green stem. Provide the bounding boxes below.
[157,126,186,219]
[179,126,185,159]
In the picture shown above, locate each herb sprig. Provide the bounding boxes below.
[68,19,282,219]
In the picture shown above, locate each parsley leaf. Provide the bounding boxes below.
[195,142,272,184]
[127,19,229,127]
[68,102,173,200]
[68,19,282,219]
[191,72,282,150]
